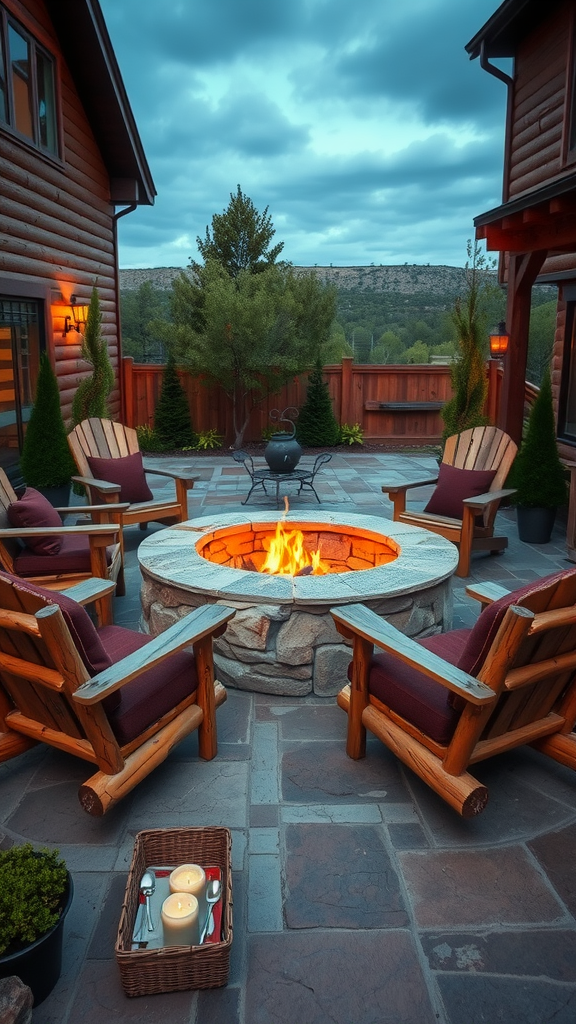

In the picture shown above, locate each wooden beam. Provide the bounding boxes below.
[499,251,547,443]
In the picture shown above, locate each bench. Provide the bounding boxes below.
[364,401,444,412]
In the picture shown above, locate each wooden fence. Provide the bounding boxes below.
[121,356,510,446]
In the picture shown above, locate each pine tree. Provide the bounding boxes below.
[195,184,284,278]
[154,351,195,449]
[510,369,568,508]
[71,286,115,425]
[295,359,340,446]
[20,353,76,487]
[441,242,490,441]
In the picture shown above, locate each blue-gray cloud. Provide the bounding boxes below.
[99,0,506,269]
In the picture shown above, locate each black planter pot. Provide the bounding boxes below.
[264,432,303,474]
[516,505,557,544]
[35,483,71,507]
[0,873,73,1006]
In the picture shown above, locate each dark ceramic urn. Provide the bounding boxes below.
[264,432,303,473]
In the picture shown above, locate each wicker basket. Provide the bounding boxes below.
[115,827,232,996]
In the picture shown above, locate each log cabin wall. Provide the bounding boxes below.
[506,2,571,201]
[0,0,120,425]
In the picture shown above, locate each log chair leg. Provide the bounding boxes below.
[0,730,38,761]
[532,732,576,771]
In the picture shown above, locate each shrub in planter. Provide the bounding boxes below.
[19,353,76,502]
[0,844,72,1005]
[509,368,568,543]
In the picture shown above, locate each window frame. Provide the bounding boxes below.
[0,3,60,159]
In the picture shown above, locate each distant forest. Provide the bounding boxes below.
[119,269,557,386]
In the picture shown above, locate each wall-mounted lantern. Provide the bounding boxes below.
[489,320,509,357]
[63,295,89,337]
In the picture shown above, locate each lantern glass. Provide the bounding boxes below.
[489,321,509,357]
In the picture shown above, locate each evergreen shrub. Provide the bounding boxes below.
[154,352,196,449]
[295,360,340,446]
[510,369,568,508]
[20,353,76,487]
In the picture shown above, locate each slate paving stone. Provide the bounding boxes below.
[438,974,576,1024]
[5,783,126,845]
[528,822,576,914]
[281,739,409,803]
[387,822,430,849]
[197,985,242,1023]
[406,757,576,847]
[399,846,566,927]
[246,930,436,1024]
[421,928,576,981]
[87,872,129,959]
[61,959,195,1023]
[284,822,408,928]
[277,704,347,741]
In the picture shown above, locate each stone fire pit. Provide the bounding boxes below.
[138,511,458,697]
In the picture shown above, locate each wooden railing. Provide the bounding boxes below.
[121,355,533,447]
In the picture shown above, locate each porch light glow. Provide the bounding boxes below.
[489,321,509,356]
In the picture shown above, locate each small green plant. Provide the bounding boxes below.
[295,359,340,447]
[183,429,223,451]
[136,424,166,452]
[20,353,76,487]
[339,422,364,445]
[261,425,275,442]
[0,844,68,955]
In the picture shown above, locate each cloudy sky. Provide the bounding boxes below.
[99,0,510,271]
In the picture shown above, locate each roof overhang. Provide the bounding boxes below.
[474,172,576,254]
[44,0,156,206]
[465,0,564,60]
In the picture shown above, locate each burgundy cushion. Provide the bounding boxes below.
[1,571,112,678]
[424,464,497,520]
[7,488,63,555]
[97,625,199,745]
[457,568,576,677]
[86,452,153,504]
[13,534,114,577]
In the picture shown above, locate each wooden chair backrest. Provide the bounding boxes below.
[0,468,25,573]
[68,418,140,480]
[479,571,576,742]
[443,426,517,492]
[0,574,92,742]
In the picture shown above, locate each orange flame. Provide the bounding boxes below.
[260,497,328,576]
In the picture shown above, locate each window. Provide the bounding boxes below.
[0,6,58,156]
[0,298,43,475]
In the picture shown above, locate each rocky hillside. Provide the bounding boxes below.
[118,264,472,296]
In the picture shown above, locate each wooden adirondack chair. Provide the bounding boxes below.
[68,418,199,529]
[0,571,234,815]
[381,426,518,577]
[332,569,576,817]
[0,468,124,625]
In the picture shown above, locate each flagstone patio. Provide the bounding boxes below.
[2,450,575,1024]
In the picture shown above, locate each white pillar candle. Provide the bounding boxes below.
[161,892,199,947]
[169,863,206,922]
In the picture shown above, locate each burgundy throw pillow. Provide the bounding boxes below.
[7,488,63,556]
[0,571,112,678]
[424,463,497,520]
[86,452,153,504]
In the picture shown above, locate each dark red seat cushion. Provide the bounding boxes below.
[86,452,153,504]
[424,463,496,520]
[13,534,114,577]
[97,625,199,745]
[7,488,63,555]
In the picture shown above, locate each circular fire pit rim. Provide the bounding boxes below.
[138,511,458,606]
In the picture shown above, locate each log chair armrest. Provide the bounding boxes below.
[381,475,439,495]
[331,602,495,706]
[143,468,199,487]
[72,475,121,495]
[462,488,516,512]
[61,578,117,606]
[55,503,130,516]
[73,603,236,706]
[0,523,121,539]
[465,581,511,608]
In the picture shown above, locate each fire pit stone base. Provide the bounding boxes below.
[138,512,458,697]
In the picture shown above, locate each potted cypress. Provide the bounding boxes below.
[19,352,76,506]
[0,844,73,1006]
[511,369,568,543]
